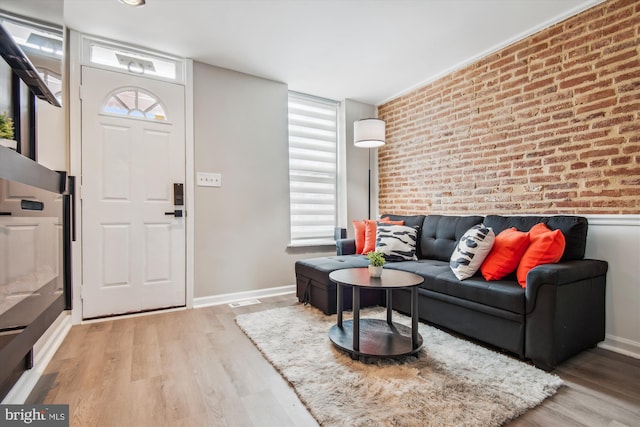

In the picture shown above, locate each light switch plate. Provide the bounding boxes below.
[197,172,222,187]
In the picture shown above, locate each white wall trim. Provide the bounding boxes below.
[185,58,195,309]
[599,334,640,360]
[193,285,295,308]
[1,312,72,404]
[69,29,83,325]
[584,214,640,227]
[584,214,640,360]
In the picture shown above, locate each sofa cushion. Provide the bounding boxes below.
[484,215,587,261]
[428,269,526,314]
[420,215,484,262]
[295,256,385,314]
[295,255,369,284]
[383,258,452,278]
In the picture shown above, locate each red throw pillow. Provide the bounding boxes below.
[363,219,378,254]
[480,227,530,281]
[365,218,405,254]
[516,223,566,288]
[353,218,404,254]
[379,218,405,226]
[352,220,367,254]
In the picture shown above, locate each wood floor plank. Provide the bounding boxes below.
[131,317,163,382]
[25,294,639,427]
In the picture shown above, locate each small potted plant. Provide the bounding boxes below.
[0,112,16,149]
[366,250,386,278]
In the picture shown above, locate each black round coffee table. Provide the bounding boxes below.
[328,267,424,360]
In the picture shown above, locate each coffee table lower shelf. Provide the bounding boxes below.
[329,318,423,359]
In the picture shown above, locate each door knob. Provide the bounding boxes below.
[165,210,183,217]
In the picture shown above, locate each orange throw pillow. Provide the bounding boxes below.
[352,218,404,254]
[364,218,405,254]
[363,219,378,254]
[481,227,530,281]
[379,218,405,226]
[352,220,367,254]
[516,223,566,288]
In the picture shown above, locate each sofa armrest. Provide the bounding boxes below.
[525,259,608,313]
[524,259,608,370]
[336,238,356,255]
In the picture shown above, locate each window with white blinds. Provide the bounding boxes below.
[288,92,339,246]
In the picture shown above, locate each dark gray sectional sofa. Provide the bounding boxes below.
[295,214,608,370]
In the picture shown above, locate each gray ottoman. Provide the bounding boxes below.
[295,256,385,314]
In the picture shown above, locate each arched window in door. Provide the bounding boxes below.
[102,88,168,121]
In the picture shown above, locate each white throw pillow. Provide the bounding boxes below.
[450,224,495,280]
[376,224,419,261]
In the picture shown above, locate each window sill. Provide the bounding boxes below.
[287,241,336,249]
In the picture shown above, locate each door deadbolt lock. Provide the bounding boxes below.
[174,183,184,206]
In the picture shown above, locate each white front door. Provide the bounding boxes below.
[81,66,186,319]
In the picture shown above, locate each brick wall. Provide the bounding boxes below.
[377,0,640,215]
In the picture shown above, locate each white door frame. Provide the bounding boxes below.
[67,30,195,324]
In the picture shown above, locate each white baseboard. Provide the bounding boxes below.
[1,311,72,404]
[193,285,296,308]
[598,334,640,360]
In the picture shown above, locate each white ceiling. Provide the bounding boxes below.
[14,0,605,105]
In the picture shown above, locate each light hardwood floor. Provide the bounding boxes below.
[28,294,640,426]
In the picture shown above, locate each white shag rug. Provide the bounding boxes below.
[235,304,563,427]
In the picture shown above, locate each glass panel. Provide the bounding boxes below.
[145,104,166,121]
[103,96,128,116]
[137,91,157,111]
[90,43,178,81]
[102,89,167,122]
[116,90,136,110]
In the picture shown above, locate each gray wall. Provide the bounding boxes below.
[193,62,339,298]
[342,99,377,238]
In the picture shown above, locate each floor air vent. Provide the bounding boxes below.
[228,299,261,308]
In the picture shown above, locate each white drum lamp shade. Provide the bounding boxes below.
[354,118,385,148]
[119,0,146,6]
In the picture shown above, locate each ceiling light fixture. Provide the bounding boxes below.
[119,0,146,7]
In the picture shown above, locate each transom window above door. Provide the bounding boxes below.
[102,88,168,121]
[82,36,184,84]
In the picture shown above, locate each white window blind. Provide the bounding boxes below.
[288,92,339,246]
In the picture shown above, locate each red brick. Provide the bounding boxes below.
[592,114,635,128]
[585,179,611,188]
[516,43,550,60]
[559,73,598,89]
[595,49,638,69]
[576,98,618,115]
[580,148,620,159]
[552,111,575,120]
[574,79,615,94]
[575,89,617,104]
